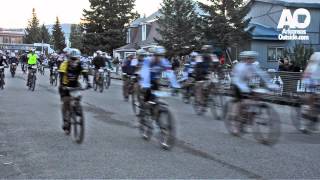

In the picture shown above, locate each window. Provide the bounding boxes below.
[142,24,147,41]
[126,29,131,44]
[268,47,284,61]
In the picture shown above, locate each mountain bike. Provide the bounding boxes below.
[291,91,320,134]
[104,68,111,89]
[138,90,176,150]
[27,65,37,91]
[0,66,8,90]
[10,63,17,77]
[62,87,86,144]
[224,88,281,145]
[50,66,58,86]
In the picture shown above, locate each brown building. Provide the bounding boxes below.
[0,28,24,44]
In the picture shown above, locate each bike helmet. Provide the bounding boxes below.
[69,48,81,59]
[309,52,320,63]
[153,46,166,56]
[136,49,147,56]
[190,52,199,57]
[239,51,259,59]
[96,50,102,55]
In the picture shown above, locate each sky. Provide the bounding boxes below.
[0,0,176,28]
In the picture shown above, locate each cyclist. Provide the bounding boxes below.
[0,51,9,85]
[48,54,58,78]
[0,50,9,67]
[122,54,136,101]
[27,49,38,86]
[58,48,91,133]
[92,50,106,84]
[300,52,320,129]
[181,52,199,101]
[193,45,217,109]
[20,51,28,73]
[139,46,180,103]
[9,52,19,65]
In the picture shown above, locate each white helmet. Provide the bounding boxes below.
[190,52,198,57]
[69,48,81,59]
[309,52,320,63]
[153,46,166,56]
[96,50,102,55]
[239,51,259,59]
[136,49,147,56]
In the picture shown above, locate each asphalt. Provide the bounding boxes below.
[0,68,319,179]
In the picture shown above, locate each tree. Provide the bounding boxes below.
[155,0,200,57]
[40,24,51,44]
[24,8,41,44]
[52,17,66,52]
[285,44,314,70]
[70,24,83,50]
[198,0,252,51]
[82,0,139,55]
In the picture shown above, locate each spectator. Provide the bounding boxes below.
[279,57,291,71]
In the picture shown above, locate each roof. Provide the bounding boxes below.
[254,0,320,8]
[248,23,282,40]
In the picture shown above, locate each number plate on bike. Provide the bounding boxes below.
[70,91,81,98]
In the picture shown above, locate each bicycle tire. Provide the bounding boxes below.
[157,108,175,150]
[139,109,153,141]
[99,77,104,93]
[210,92,224,120]
[0,75,3,90]
[31,75,36,91]
[54,74,58,87]
[72,105,84,144]
[223,100,244,137]
[252,104,281,145]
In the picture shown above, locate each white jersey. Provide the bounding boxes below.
[303,60,320,87]
[232,62,273,93]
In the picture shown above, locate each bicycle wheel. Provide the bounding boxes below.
[31,75,36,91]
[105,73,111,89]
[99,77,104,93]
[139,109,153,141]
[252,104,281,145]
[223,100,244,137]
[131,86,141,116]
[50,75,53,85]
[0,76,3,90]
[71,104,84,144]
[157,108,175,150]
[54,74,58,87]
[210,92,224,120]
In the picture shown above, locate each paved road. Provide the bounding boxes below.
[0,69,319,179]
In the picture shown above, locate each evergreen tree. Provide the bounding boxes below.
[40,24,51,44]
[198,0,252,51]
[70,24,83,50]
[52,17,66,52]
[24,8,41,44]
[82,0,139,55]
[155,0,200,57]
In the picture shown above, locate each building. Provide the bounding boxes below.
[114,11,161,60]
[0,28,24,44]
[246,0,320,69]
